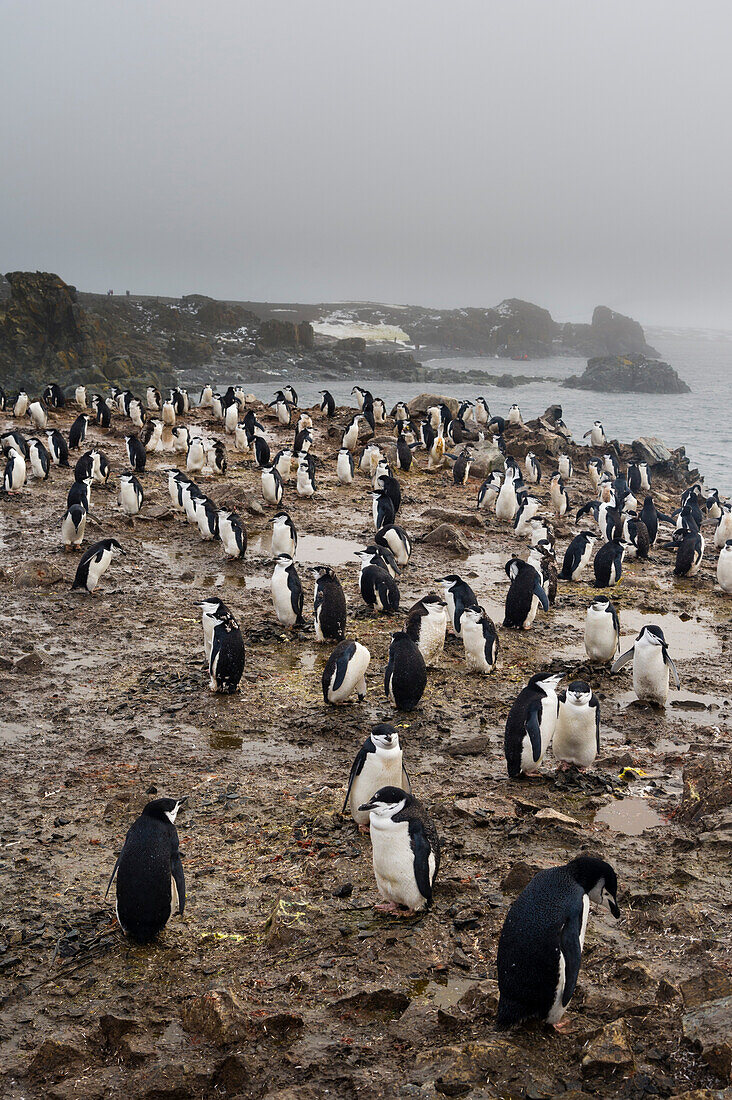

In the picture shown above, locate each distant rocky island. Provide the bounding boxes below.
[0,271,689,395]
[563,354,691,394]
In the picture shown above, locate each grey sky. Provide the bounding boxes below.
[2,0,731,326]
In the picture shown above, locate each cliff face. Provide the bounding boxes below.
[562,354,691,393]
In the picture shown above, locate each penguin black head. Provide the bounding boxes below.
[370,723,398,748]
[143,797,187,823]
[638,624,666,646]
[566,681,592,703]
[528,671,563,692]
[568,855,620,918]
[358,785,411,816]
[102,538,126,555]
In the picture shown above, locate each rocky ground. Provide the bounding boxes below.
[0,395,730,1100]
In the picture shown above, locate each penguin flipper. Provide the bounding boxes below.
[664,651,681,689]
[611,647,634,673]
[342,740,371,813]
[525,703,543,763]
[560,902,583,1007]
[171,852,186,916]
[408,820,433,905]
[401,764,412,794]
[533,578,549,612]
[592,696,601,753]
[105,855,121,898]
[332,642,356,694]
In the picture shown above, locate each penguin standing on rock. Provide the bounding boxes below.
[503,559,549,630]
[371,489,396,531]
[343,724,410,831]
[358,559,400,613]
[46,429,70,467]
[477,471,502,511]
[593,539,626,586]
[106,798,186,943]
[337,448,355,485]
[405,594,447,666]
[553,681,601,768]
[71,538,126,594]
[68,414,90,450]
[559,533,595,581]
[261,465,284,506]
[622,514,651,559]
[612,624,680,705]
[375,524,412,567]
[125,435,147,474]
[313,567,347,642]
[584,421,606,446]
[717,540,732,594]
[118,474,144,517]
[497,856,620,1029]
[460,606,499,673]
[385,631,427,711]
[504,672,562,778]
[27,438,50,481]
[438,574,480,635]
[322,640,371,704]
[270,554,304,627]
[584,597,620,663]
[319,390,336,417]
[358,787,440,915]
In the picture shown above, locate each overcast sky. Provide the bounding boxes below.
[2,1,731,326]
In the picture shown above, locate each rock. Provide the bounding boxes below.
[13,560,65,587]
[211,1053,250,1092]
[681,970,732,1008]
[615,959,658,988]
[632,436,675,464]
[453,796,516,826]
[422,524,471,554]
[409,393,459,417]
[28,1033,87,1076]
[258,318,314,350]
[678,760,732,824]
[446,734,490,757]
[457,979,499,1017]
[581,1019,635,1073]
[534,808,580,826]
[333,987,410,1016]
[332,882,353,898]
[421,507,484,528]
[464,443,504,480]
[431,1038,524,1096]
[500,861,538,892]
[13,649,44,673]
[0,655,13,670]
[98,1014,138,1045]
[181,989,248,1044]
[563,354,690,394]
[682,995,732,1079]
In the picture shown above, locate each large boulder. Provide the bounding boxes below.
[409,393,459,417]
[258,318,314,350]
[563,354,690,393]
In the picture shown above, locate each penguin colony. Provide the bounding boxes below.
[1,377,729,1039]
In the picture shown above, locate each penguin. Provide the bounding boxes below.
[477,471,502,511]
[43,382,65,409]
[270,395,292,427]
[622,514,651,560]
[322,640,371,704]
[557,454,573,482]
[717,540,732,594]
[211,393,224,420]
[1,431,28,460]
[27,438,51,480]
[337,447,355,485]
[313,567,347,642]
[559,533,595,581]
[404,594,447,667]
[271,511,297,557]
[393,401,410,424]
[488,415,506,435]
[270,554,304,627]
[396,431,418,472]
[71,384,85,408]
[503,559,549,630]
[73,449,109,486]
[587,457,604,489]
[0,387,6,411]
[319,390,336,417]
[128,399,144,429]
[125,434,147,474]
[553,682,601,768]
[3,448,26,493]
[181,480,204,525]
[496,855,620,1029]
[146,386,162,412]
[224,401,240,433]
[234,424,251,454]
[358,787,440,914]
[527,540,558,605]
[199,597,229,665]
[198,384,213,408]
[584,596,620,663]
[669,526,705,577]
[513,494,540,536]
[67,477,93,512]
[371,397,386,425]
[603,453,619,478]
[27,400,48,430]
[92,396,112,428]
[438,574,480,635]
[704,488,723,522]
[206,440,227,476]
[13,391,29,418]
[296,454,317,497]
[504,671,563,778]
[261,465,284,506]
[525,452,541,484]
[375,473,401,516]
[167,469,187,512]
[140,419,163,453]
[550,474,570,518]
[46,429,70,467]
[209,609,246,693]
[272,447,293,482]
[186,437,206,474]
[359,563,400,612]
[457,399,475,426]
[161,400,176,426]
[106,797,186,943]
[495,470,519,522]
[218,511,247,559]
[194,496,219,541]
[508,404,522,425]
[68,414,90,450]
[252,435,271,468]
[282,384,298,406]
[357,544,398,578]
[171,426,190,454]
[342,414,362,452]
[371,490,396,531]
[449,447,473,485]
[474,397,490,425]
[343,725,410,830]
[118,473,144,517]
[583,421,606,447]
[714,506,732,549]
[593,539,626,587]
[612,624,681,705]
[61,504,87,550]
[374,524,412,567]
[460,606,499,673]
[427,432,447,471]
[71,538,126,594]
[352,385,370,411]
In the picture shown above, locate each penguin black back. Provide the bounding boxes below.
[385,631,427,711]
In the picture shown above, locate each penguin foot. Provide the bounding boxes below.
[552,1018,572,1033]
[358,824,370,834]
[374,901,401,914]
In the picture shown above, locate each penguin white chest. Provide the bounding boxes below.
[417,611,447,665]
[349,750,404,825]
[584,609,617,662]
[329,644,369,702]
[547,894,589,1024]
[369,819,428,911]
[717,548,732,594]
[461,619,488,671]
[495,482,517,521]
[271,527,294,556]
[553,701,598,767]
[271,570,296,626]
[633,646,669,705]
[520,695,557,773]
[86,549,112,592]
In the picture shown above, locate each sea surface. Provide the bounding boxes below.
[223,326,732,495]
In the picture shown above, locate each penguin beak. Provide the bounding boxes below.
[608,895,620,919]
[358,799,376,814]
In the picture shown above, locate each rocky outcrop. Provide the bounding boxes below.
[563,354,690,393]
[561,306,658,358]
[258,318,314,350]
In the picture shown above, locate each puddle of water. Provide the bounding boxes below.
[617,611,720,659]
[210,730,244,750]
[209,730,305,760]
[250,532,363,567]
[409,976,476,1010]
[463,550,507,584]
[595,797,663,835]
[616,690,728,722]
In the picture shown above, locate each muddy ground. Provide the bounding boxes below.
[0,396,731,1100]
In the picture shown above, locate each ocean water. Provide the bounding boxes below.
[221,326,732,495]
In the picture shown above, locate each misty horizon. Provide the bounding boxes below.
[3,1,732,328]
